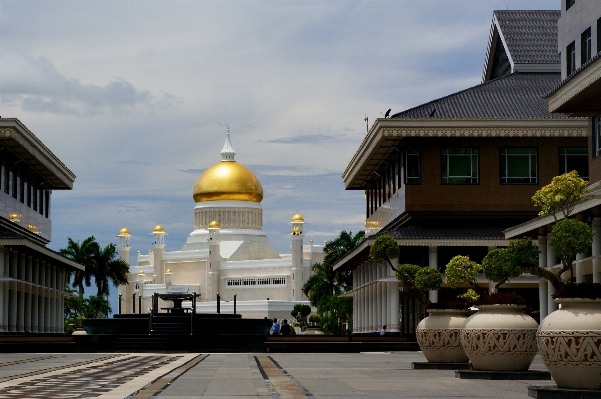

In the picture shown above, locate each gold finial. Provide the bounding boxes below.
[209,220,221,228]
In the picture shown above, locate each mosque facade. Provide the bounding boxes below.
[117,131,323,319]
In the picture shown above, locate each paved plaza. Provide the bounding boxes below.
[0,351,553,398]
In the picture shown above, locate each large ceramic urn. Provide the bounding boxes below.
[416,309,471,363]
[460,305,538,371]
[537,299,601,389]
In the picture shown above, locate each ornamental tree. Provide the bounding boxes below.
[369,235,399,271]
[395,263,442,305]
[532,171,588,220]
[445,255,482,293]
[481,248,523,291]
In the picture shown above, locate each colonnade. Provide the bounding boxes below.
[0,247,65,334]
[352,259,399,334]
[537,216,601,320]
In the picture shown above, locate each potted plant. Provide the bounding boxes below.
[511,171,601,388]
[370,236,471,363]
[458,248,539,372]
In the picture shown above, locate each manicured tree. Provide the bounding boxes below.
[395,264,442,305]
[369,235,400,271]
[445,255,483,294]
[481,248,523,292]
[532,171,588,220]
[291,303,312,329]
[527,171,594,289]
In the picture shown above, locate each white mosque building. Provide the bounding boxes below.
[117,130,323,319]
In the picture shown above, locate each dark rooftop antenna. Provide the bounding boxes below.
[364,114,368,133]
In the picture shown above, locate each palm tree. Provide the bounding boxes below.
[303,230,365,307]
[93,243,129,297]
[59,237,99,299]
[302,262,335,308]
[324,230,365,291]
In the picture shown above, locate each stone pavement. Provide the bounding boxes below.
[0,352,554,398]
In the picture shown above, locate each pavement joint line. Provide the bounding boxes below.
[268,356,315,399]
[0,355,63,368]
[127,353,209,399]
[254,356,280,398]
[255,355,313,399]
[0,354,122,384]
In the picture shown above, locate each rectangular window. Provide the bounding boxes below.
[3,163,8,195]
[598,18,601,54]
[405,148,420,184]
[594,115,601,158]
[19,174,25,204]
[32,185,37,212]
[10,168,16,199]
[567,41,576,76]
[560,147,589,179]
[566,0,575,11]
[582,27,592,64]
[442,148,479,184]
[500,148,538,184]
[45,190,50,218]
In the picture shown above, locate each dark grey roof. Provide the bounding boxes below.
[370,225,506,241]
[392,73,566,119]
[547,50,601,97]
[0,228,25,239]
[494,10,560,65]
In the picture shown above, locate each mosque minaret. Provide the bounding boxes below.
[117,129,323,318]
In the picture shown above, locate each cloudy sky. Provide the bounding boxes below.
[0,0,557,305]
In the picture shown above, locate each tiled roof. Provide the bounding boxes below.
[0,228,26,239]
[392,73,566,119]
[546,50,601,97]
[370,225,506,241]
[494,10,560,65]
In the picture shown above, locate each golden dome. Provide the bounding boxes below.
[119,227,130,235]
[165,268,172,274]
[153,225,165,233]
[193,161,263,203]
[208,220,221,228]
[291,213,304,222]
[138,270,145,275]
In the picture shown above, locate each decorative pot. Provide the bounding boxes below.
[537,298,601,390]
[416,309,471,363]
[460,305,538,371]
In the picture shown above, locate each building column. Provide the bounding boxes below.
[39,261,46,332]
[17,253,25,333]
[575,253,585,283]
[545,233,559,313]
[32,259,39,333]
[546,232,557,268]
[592,217,601,283]
[59,269,65,334]
[0,247,4,333]
[428,246,438,303]
[538,278,548,321]
[376,281,382,331]
[388,282,399,333]
[382,280,388,330]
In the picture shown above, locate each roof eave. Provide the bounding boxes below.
[0,119,76,190]
[342,118,588,190]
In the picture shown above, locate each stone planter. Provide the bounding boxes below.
[537,298,601,390]
[416,309,471,363]
[460,305,538,371]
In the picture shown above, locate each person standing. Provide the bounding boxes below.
[280,319,291,335]
[271,318,280,335]
[380,325,386,335]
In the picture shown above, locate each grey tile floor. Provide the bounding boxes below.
[0,352,555,398]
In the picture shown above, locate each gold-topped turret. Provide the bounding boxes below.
[153,225,165,233]
[208,220,221,228]
[119,227,131,235]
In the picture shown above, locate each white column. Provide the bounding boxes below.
[546,234,558,313]
[39,261,46,332]
[575,253,585,283]
[0,248,4,333]
[9,282,16,332]
[59,270,65,333]
[538,278,548,321]
[428,246,438,303]
[376,281,382,331]
[388,282,399,333]
[592,217,601,283]
[32,289,38,333]
[382,281,388,330]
